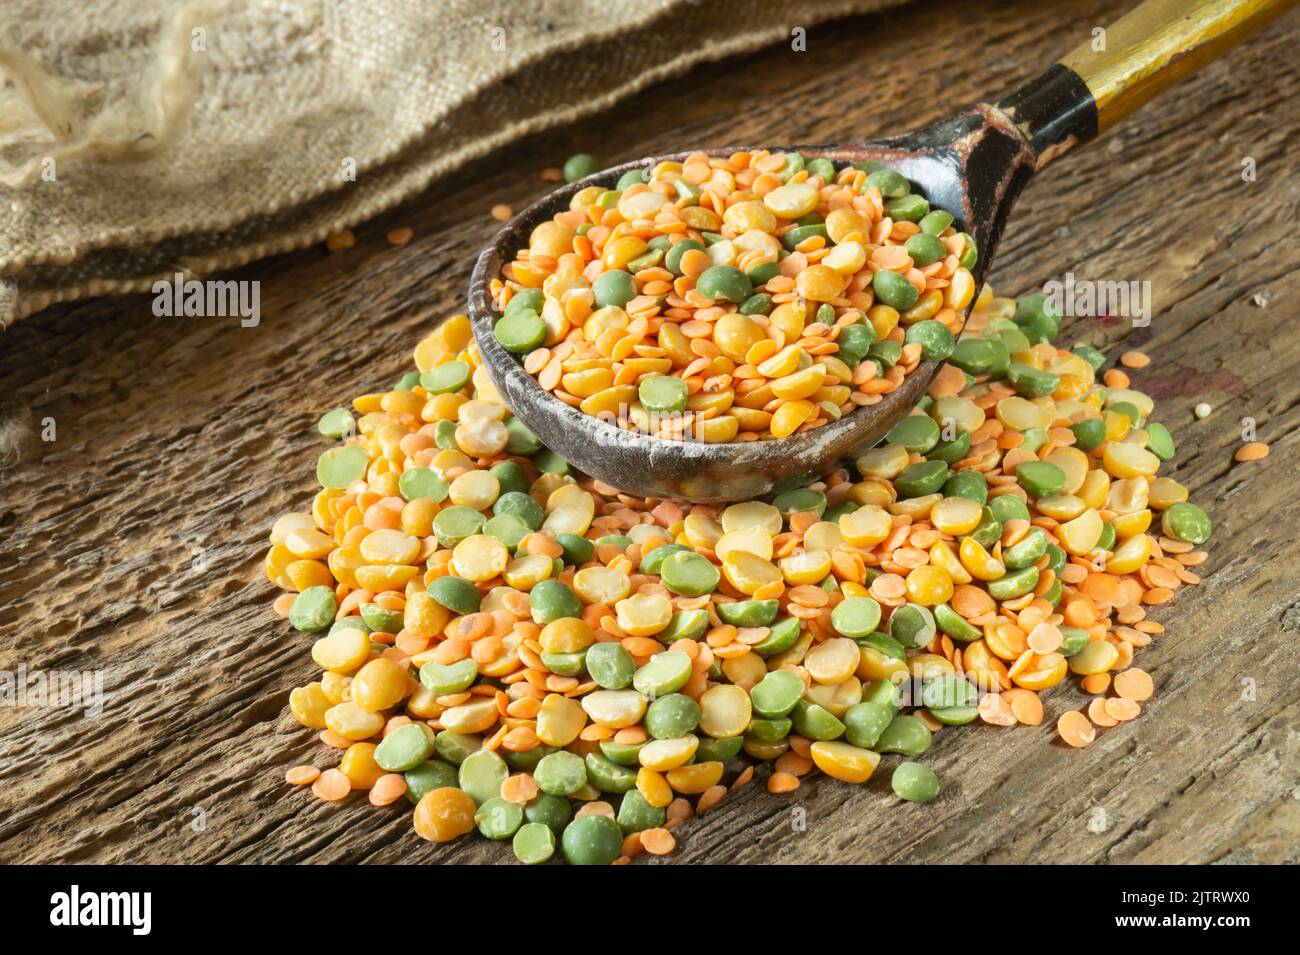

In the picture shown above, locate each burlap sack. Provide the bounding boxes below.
[0,0,901,326]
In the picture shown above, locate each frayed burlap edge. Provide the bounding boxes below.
[0,0,901,326]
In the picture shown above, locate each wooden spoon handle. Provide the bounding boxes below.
[998,0,1296,169]
[1062,0,1296,132]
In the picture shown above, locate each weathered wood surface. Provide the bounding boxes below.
[1,0,1298,865]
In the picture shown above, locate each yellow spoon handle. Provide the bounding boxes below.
[1061,0,1296,133]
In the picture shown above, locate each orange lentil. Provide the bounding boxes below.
[369,773,408,806]
[1088,697,1118,727]
[285,765,320,786]
[312,768,351,801]
[1119,350,1150,369]
[1057,710,1096,748]
[1002,688,1044,726]
[1113,668,1154,702]
[640,827,677,856]
[696,785,728,813]
[1081,672,1111,695]
[1105,697,1142,722]
[767,771,801,794]
[575,801,616,820]
[1234,442,1269,462]
[500,773,540,805]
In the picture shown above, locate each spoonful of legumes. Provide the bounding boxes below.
[468,0,1294,502]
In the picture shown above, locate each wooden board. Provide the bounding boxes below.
[1,0,1298,864]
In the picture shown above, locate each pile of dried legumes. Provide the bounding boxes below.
[269,284,1212,865]
[488,152,976,441]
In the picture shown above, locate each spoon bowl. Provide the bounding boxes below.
[468,0,1292,501]
[469,113,1029,501]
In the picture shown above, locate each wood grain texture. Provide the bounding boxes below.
[1,0,1298,865]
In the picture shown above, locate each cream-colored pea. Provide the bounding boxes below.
[720,651,768,690]
[452,534,509,583]
[839,505,892,547]
[615,593,673,637]
[271,512,317,545]
[1036,494,1086,521]
[721,551,782,595]
[1103,442,1160,478]
[359,528,421,565]
[1067,640,1120,675]
[581,689,648,728]
[449,470,500,509]
[890,492,940,519]
[638,736,700,771]
[618,189,668,220]
[312,627,371,674]
[628,523,668,545]
[324,701,385,740]
[825,207,869,243]
[573,565,631,604]
[930,397,986,435]
[440,697,500,734]
[455,417,509,457]
[996,396,1052,432]
[503,553,553,590]
[732,229,782,263]
[542,482,588,511]
[720,501,783,535]
[805,675,862,717]
[822,240,867,275]
[1058,508,1103,555]
[457,398,506,422]
[817,354,853,384]
[763,181,820,219]
[584,305,629,342]
[480,586,524,615]
[1078,468,1111,509]
[535,693,587,746]
[1044,447,1090,494]
[930,497,983,536]
[698,684,752,738]
[683,513,723,549]
[803,521,843,552]
[723,200,777,234]
[320,670,352,704]
[707,239,738,267]
[1148,476,1188,510]
[908,653,955,680]
[432,448,473,475]
[778,550,832,585]
[1107,478,1149,515]
[805,637,862,685]
[1104,386,1154,418]
[756,344,804,379]
[542,504,593,537]
[855,445,910,480]
[286,527,334,560]
[1106,533,1153,575]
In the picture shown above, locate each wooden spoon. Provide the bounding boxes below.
[469,0,1294,502]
